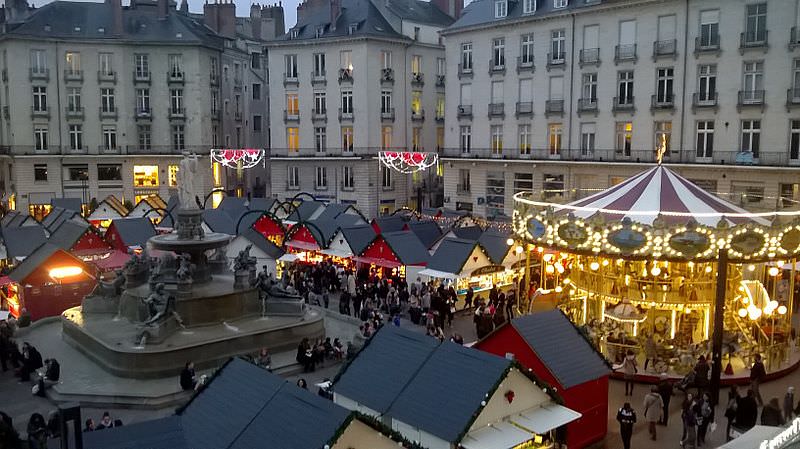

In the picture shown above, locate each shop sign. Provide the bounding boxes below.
[759,417,800,449]
[471,265,506,276]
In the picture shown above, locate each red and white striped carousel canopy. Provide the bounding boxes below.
[559,165,770,227]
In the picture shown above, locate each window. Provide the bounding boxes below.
[616,122,632,156]
[133,165,158,187]
[696,121,714,159]
[134,54,148,77]
[34,164,47,182]
[138,125,151,150]
[490,125,503,155]
[580,123,596,156]
[699,10,719,47]
[100,88,115,112]
[34,127,48,151]
[312,92,326,115]
[381,165,392,188]
[492,38,505,68]
[460,83,472,106]
[781,183,798,208]
[314,127,327,153]
[251,53,261,69]
[211,90,219,113]
[285,55,298,78]
[582,73,597,101]
[234,63,242,84]
[68,124,83,150]
[543,174,564,200]
[792,120,800,161]
[136,88,150,112]
[98,164,122,181]
[554,0,567,8]
[99,53,113,75]
[252,83,261,100]
[172,124,185,151]
[210,56,218,78]
[436,94,445,118]
[381,90,392,113]
[288,166,299,188]
[382,126,392,149]
[65,88,81,112]
[460,126,472,154]
[102,126,117,150]
[461,43,473,71]
[343,166,355,189]
[411,55,422,75]
[340,51,352,71]
[32,86,47,111]
[654,121,672,155]
[170,89,183,113]
[656,68,674,103]
[486,172,506,216]
[521,34,534,65]
[315,166,328,189]
[792,59,800,99]
[548,124,562,156]
[732,183,764,204]
[290,28,299,39]
[698,65,716,102]
[458,169,471,192]
[253,115,262,133]
[167,54,181,77]
[167,165,178,187]
[412,127,422,150]
[514,173,534,194]
[618,71,634,104]
[314,53,326,76]
[286,93,299,115]
[65,51,80,74]
[551,30,566,61]
[742,61,763,101]
[490,79,503,103]
[414,26,420,40]
[437,127,444,150]
[30,49,46,74]
[495,0,507,18]
[437,58,445,76]
[549,76,564,100]
[745,3,767,43]
[341,90,353,113]
[66,165,89,182]
[342,127,354,151]
[412,91,422,115]
[287,127,299,152]
[523,0,535,14]
[741,120,761,156]
[518,124,532,155]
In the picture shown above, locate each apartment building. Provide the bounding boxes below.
[0,0,284,218]
[441,0,800,218]
[267,0,457,217]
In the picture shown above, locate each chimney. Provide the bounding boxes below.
[158,0,169,19]
[431,0,462,19]
[250,3,262,39]
[218,0,236,38]
[330,0,341,31]
[204,0,220,32]
[262,3,285,38]
[106,0,123,35]
[5,0,31,23]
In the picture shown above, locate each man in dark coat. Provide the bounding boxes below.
[616,402,637,449]
[750,354,766,406]
[736,389,759,431]
[657,374,673,425]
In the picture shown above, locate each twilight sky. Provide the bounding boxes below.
[18,0,303,30]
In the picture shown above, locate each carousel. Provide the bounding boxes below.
[513,158,800,383]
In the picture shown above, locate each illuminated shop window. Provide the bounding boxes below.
[168,165,179,187]
[133,165,159,187]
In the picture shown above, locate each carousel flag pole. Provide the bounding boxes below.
[710,248,729,406]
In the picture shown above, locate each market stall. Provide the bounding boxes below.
[513,163,800,381]
[86,195,128,230]
[354,231,429,281]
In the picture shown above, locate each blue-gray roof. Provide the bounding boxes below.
[50,198,82,213]
[334,326,512,442]
[1,211,38,228]
[41,207,82,233]
[202,208,236,235]
[446,0,609,32]
[427,238,476,274]
[408,220,442,248]
[286,200,326,222]
[340,224,376,255]
[3,225,47,259]
[381,231,429,265]
[157,195,180,228]
[373,215,407,233]
[47,218,91,251]
[452,225,484,241]
[478,230,512,265]
[511,310,611,389]
[247,198,276,212]
[240,228,284,259]
[83,416,188,449]
[108,217,156,247]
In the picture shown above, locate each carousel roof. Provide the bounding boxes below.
[564,165,769,227]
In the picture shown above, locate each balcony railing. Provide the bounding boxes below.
[29,68,49,82]
[31,106,50,119]
[545,100,564,115]
[309,71,326,86]
[651,94,675,111]
[613,96,635,113]
[457,104,472,119]
[1,106,8,119]
[338,68,354,84]
[284,72,299,87]
[98,145,120,154]
[380,68,394,84]
[133,70,151,83]
[1,69,6,83]
[489,59,506,75]
[692,92,718,110]
[792,27,800,50]
[312,108,327,121]
[653,39,677,59]
[435,75,445,88]
[740,31,768,51]
[234,111,242,121]
[270,147,377,158]
[99,106,118,119]
[411,72,424,86]
[614,44,637,63]
[169,107,186,119]
[456,184,470,194]
[516,101,533,117]
[738,90,765,108]
[167,71,185,83]
[694,36,721,55]
[577,98,598,113]
[338,107,354,121]
[381,108,395,121]
[547,52,566,69]
[65,106,84,119]
[283,110,300,122]
[134,107,152,119]
[516,56,535,73]
[435,111,445,122]
[210,73,219,86]
[488,103,505,118]
[411,109,425,121]
[579,48,600,66]
[788,88,800,108]
[458,63,473,78]
[98,70,116,83]
[64,69,83,82]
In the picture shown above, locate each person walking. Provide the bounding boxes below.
[643,334,657,372]
[724,386,739,442]
[784,386,796,421]
[621,350,638,396]
[643,386,664,440]
[750,354,766,406]
[695,392,714,447]
[463,287,474,310]
[736,389,759,431]
[657,373,673,425]
[761,397,785,426]
[681,403,698,449]
[26,413,47,449]
[616,402,637,449]
[693,355,710,397]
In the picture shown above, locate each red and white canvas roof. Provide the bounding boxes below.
[560,166,769,227]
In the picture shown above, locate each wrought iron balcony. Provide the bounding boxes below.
[311,71,327,86]
[380,68,394,84]
[338,107,354,122]
[650,94,675,111]
[792,27,800,50]
[168,107,186,119]
[740,31,768,51]
[167,70,185,83]
[65,106,84,119]
[134,70,151,83]
[29,68,49,82]
[547,52,566,70]
[98,70,117,83]
[283,110,300,122]
[411,109,425,121]
[488,103,505,118]
[30,106,50,119]
[489,59,506,75]
[411,72,424,86]
[312,108,328,122]
[653,39,677,59]
[435,75,445,88]
[380,107,395,122]
[577,98,598,114]
[134,107,152,120]
[612,96,635,113]
[692,92,718,111]
[64,69,83,82]
[694,35,720,55]
[516,56,534,73]
[737,90,765,109]
[545,100,564,115]
[788,88,800,108]
[579,48,600,66]
[515,101,533,117]
[458,63,473,78]
[615,44,637,63]
[338,68,353,84]
[457,104,472,119]
[284,72,299,87]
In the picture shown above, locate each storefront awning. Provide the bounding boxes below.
[511,404,582,434]
[320,248,352,258]
[285,240,320,251]
[353,256,403,269]
[460,421,534,449]
[418,268,459,280]
[278,253,300,262]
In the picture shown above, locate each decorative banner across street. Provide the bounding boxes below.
[378,151,438,174]
[210,149,266,169]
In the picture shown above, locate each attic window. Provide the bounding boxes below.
[74,26,82,32]
[290,28,299,39]
[523,0,536,14]
[348,23,358,34]
[44,25,51,32]
[97,27,105,33]
[316,26,324,38]
[176,33,183,38]
[554,0,568,8]
[494,0,507,18]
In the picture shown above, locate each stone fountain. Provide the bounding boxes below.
[61,153,323,378]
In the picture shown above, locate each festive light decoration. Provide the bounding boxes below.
[378,151,438,174]
[210,148,265,169]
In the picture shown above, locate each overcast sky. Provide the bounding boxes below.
[20,0,303,30]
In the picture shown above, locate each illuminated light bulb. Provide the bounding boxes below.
[738,308,748,318]
[770,300,779,309]
[563,278,571,285]
[602,259,609,266]
[779,305,788,315]
[651,267,662,277]
[555,263,565,274]
[543,254,554,263]
[590,262,600,271]
[742,297,750,305]
[555,286,563,293]
[705,266,713,273]
[688,261,695,269]
[507,238,515,246]
[515,246,524,254]
[546,265,555,274]
[662,285,668,291]
[748,264,756,272]
[769,267,780,277]
[685,308,691,314]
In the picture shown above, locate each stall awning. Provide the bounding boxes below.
[353,256,403,269]
[90,251,131,272]
[717,425,783,449]
[320,248,352,258]
[0,276,14,287]
[511,404,582,434]
[278,253,300,262]
[285,240,320,251]
[418,268,459,280]
[460,421,534,449]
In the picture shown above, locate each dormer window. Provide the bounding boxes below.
[554,0,568,8]
[316,26,325,38]
[290,28,299,39]
[523,0,536,14]
[494,0,507,18]
[348,23,358,34]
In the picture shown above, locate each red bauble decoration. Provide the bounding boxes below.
[505,390,515,403]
